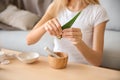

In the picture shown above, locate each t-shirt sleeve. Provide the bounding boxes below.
[94,6,109,27]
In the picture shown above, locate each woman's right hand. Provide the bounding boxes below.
[44,18,62,37]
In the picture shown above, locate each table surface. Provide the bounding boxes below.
[0,57,120,80]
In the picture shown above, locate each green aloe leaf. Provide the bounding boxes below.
[62,11,81,30]
[57,11,81,39]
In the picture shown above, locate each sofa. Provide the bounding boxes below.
[0,0,120,70]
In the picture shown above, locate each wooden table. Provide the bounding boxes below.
[0,57,120,80]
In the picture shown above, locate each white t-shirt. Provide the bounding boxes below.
[54,4,109,65]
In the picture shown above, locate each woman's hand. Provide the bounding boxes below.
[44,18,62,37]
[62,28,82,45]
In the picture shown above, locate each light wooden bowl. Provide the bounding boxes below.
[48,52,68,69]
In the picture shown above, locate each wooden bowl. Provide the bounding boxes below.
[48,52,68,69]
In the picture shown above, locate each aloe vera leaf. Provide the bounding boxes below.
[62,11,81,30]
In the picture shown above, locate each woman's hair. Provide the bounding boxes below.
[83,0,100,4]
[50,0,99,16]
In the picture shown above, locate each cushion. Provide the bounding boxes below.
[100,0,120,31]
[0,22,20,31]
[0,5,40,30]
[0,0,6,12]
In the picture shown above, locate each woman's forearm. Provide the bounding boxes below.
[76,40,102,66]
[26,25,46,45]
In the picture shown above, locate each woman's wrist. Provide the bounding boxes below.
[74,39,84,48]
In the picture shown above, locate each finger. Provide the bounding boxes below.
[44,25,48,31]
[53,18,62,35]
[47,24,55,35]
[62,28,82,38]
[63,28,81,32]
[45,26,53,35]
[67,37,81,45]
[62,32,81,37]
[48,21,58,36]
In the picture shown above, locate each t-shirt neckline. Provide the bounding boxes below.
[66,4,91,14]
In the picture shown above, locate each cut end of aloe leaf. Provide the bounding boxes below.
[57,35,62,39]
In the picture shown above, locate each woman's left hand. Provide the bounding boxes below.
[62,28,82,45]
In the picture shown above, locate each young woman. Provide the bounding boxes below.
[26,0,109,66]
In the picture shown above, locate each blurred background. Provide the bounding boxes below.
[0,0,120,70]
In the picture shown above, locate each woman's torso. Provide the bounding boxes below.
[53,4,108,65]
